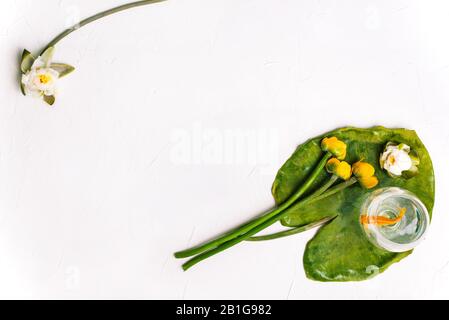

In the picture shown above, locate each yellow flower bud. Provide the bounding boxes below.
[326,158,352,181]
[321,137,347,160]
[350,161,379,189]
[352,161,375,179]
[358,176,379,189]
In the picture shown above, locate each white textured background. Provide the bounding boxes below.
[0,0,448,299]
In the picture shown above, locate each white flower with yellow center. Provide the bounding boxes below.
[22,65,59,97]
[380,143,419,178]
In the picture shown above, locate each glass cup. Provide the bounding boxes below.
[360,187,430,252]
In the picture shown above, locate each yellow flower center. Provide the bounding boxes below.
[38,74,52,84]
[388,156,396,165]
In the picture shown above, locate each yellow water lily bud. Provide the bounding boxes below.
[352,161,375,179]
[335,161,352,181]
[358,176,379,189]
[326,158,352,180]
[321,137,347,160]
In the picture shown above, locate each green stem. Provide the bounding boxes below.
[240,174,337,242]
[182,177,358,270]
[246,177,357,241]
[306,174,339,199]
[41,0,167,54]
[174,152,332,259]
[246,216,336,241]
[181,198,311,271]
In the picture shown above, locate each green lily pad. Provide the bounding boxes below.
[271,127,435,281]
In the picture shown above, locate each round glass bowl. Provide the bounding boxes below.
[360,187,429,252]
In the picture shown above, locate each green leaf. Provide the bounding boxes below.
[50,63,75,78]
[43,95,56,106]
[20,49,35,73]
[271,127,435,281]
[40,46,55,66]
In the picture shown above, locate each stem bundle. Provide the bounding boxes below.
[173,151,363,271]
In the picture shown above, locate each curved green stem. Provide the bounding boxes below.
[41,0,167,54]
[246,216,336,241]
[175,152,332,259]
[182,177,358,270]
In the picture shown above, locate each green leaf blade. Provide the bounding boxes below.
[43,95,56,106]
[20,82,26,96]
[50,63,75,78]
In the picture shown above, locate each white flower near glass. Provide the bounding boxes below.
[380,142,420,178]
[20,47,74,105]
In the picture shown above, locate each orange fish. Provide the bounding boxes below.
[361,208,406,226]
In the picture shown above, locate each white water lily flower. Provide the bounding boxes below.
[380,143,417,177]
[21,66,59,97]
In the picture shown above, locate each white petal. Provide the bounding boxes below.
[395,151,412,171]
[388,164,403,176]
[32,56,47,69]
